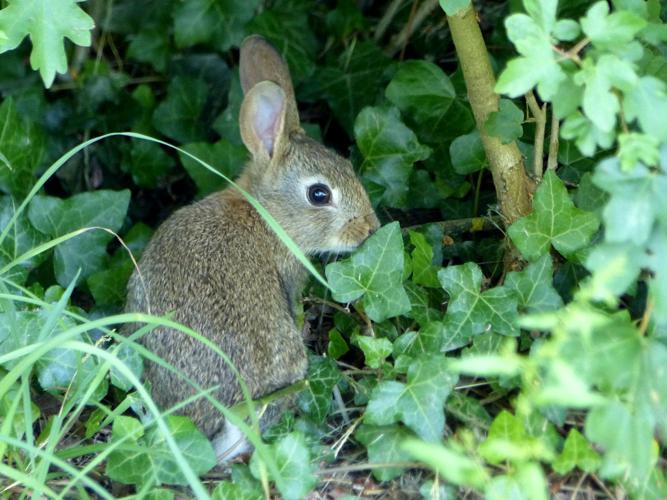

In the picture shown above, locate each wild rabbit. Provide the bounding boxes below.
[125,35,379,461]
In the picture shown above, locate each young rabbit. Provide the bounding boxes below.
[125,35,379,461]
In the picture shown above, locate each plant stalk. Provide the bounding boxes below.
[447,5,532,224]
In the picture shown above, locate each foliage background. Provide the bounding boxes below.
[0,0,666,498]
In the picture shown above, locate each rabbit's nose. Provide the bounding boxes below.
[366,213,381,236]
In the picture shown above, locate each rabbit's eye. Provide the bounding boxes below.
[307,184,332,206]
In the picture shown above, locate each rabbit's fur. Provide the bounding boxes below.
[125,35,379,461]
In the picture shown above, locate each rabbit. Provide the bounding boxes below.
[124,35,380,462]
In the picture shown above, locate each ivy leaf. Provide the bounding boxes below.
[327,329,349,359]
[126,29,170,72]
[213,72,243,145]
[0,196,48,284]
[174,0,260,52]
[318,41,392,134]
[0,97,46,198]
[355,107,431,207]
[0,0,95,87]
[121,141,174,189]
[247,4,318,85]
[507,171,599,261]
[365,355,457,442]
[297,355,341,423]
[106,415,216,486]
[505,254,563,313]
[179,139,247,196]
[326,222,411,322]
[153,76,208,143]
[581,1,647,51]
[385,60,456,143]
[355,424,413,481]
[484,99,524,145]
[439,263,519,342]
[251,432,317,500]
[28,190,131,286]
[479,410,551,464]
[352,335,393,369]
[450,130,486,174]
[553,428,601,475]
[409,231,440,288]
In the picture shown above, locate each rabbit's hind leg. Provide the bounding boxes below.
[212,420,251,463]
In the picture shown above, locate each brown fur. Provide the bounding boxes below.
[124,35,379,448]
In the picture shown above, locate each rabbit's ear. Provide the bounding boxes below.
[240,35,300,134]
[240,81,288,162]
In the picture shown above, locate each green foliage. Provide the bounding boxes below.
[1,0,666,497]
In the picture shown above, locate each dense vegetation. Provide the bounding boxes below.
[0,0,666,498]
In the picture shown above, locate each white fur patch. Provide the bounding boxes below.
[212,420,251,463]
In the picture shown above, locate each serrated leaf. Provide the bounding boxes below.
[152,76,208,143]
[553,19,581,41]
[439,262,519,343]
[524,0,557,33]
[365,355,457,442]
[624,76,667,141]
[508,170,599,261]
[356,424,413,481]
[326,222,411,322]
[484,99,523,145]
[505,254,563,313]
[179,139,247,196]
[553,428,601,475]
[297,355,341,423]
[450,130,486,175]
[28,190,130,286]
[355,107,431,208]
[480,410,551,464]
[0,0,94,87]
[385,60,456,143]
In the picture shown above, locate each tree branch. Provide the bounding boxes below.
[547,107,560,171]
[526,91,546,179]
[447,5,532,224]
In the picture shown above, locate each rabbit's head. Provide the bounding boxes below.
[237,36,379,255]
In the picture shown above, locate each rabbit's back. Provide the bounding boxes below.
[126,189,308,438]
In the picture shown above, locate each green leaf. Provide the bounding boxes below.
[507,170,600,261]
[584,242,644,302]
[0,97,46,198]
[0,196,48,284]
[523,0,557,33]
[110,342,144,392]
[553,428,601,475]
[450,130,486,175]
[126,29,170,72]
[505,254,563,313]
[355,106,431,208]
[179,139,247,196]
[439,262,520,341]
[355,424,413,481]
[385,60,456,143]
[553,19,581,41]
[402,439,489,488]
[318,41,392,133]
[409,231,440,288]
[479,410,552,464]
[326,222,411,322]
[251,432,317,500]
[153,76,208,143]
[213,72,243,145]
[624,76,667,141]
[121,140,175,189]
[327,328,349,360]
[365,355,457,442]
[581,1,647,50]
[173,0,260,52]
[618,132,660,170]
[0,0,94,87]
[438,0,471,16]
[247,4,318,85]
[484,99,523,145]
[28,190,131,286]
[212,464,263,499]
[297,355,341,423]
[106,415,216,486]
[353,334,393,369]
